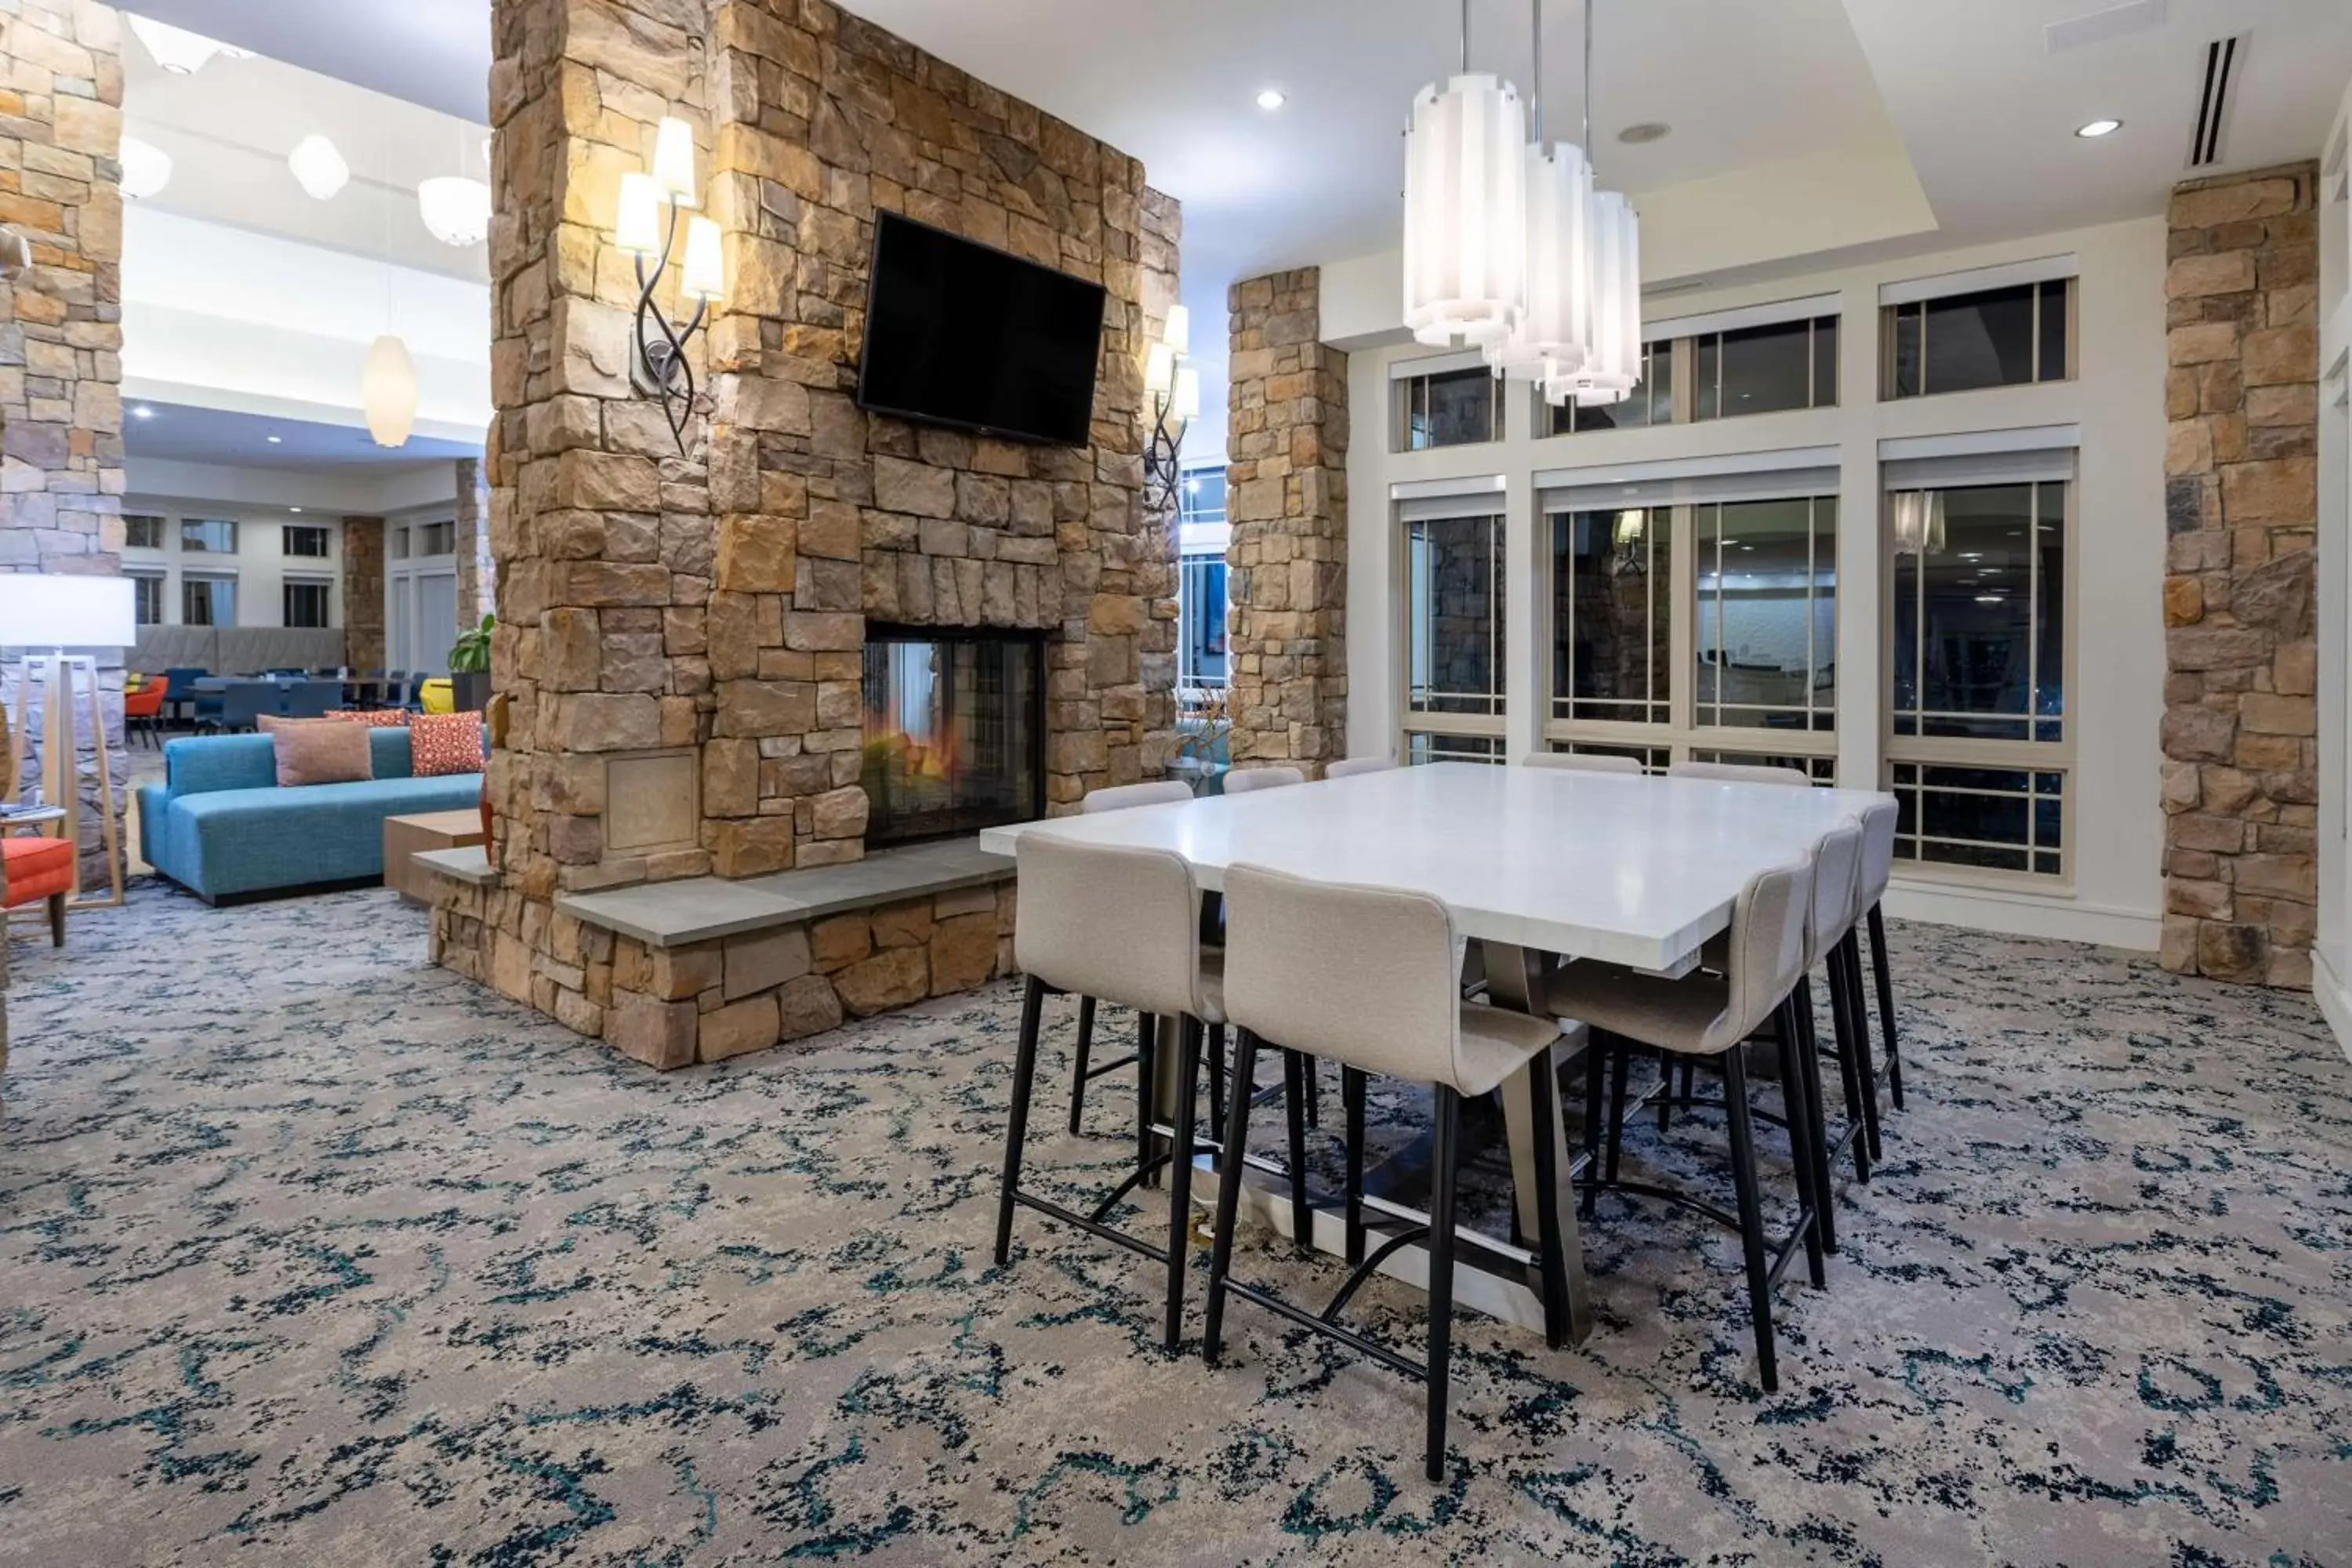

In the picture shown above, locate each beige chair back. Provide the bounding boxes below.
[1718,855,1817,1048]
[1324,755,1398,779]
[1524,751,1642,775]
[1806,823,1864,966]
[1221,862,1480,1091]
[1670,759,1813,789]
[1082,779,1192,815]
[1222,765,1306,795]
[1856,797,1898,906]
[1015,833,1207,1021]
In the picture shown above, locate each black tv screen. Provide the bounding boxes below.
[856,212,1107,447]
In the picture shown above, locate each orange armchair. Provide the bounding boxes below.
[2,836,72,946]
[124,675,168,747]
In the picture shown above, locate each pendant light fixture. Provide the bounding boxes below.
[1891,491,1947,556]
[126,15,240,75]
[118,136,172,200]
[362,125,417,448]
[1486,0,1592,384]
[419,176,492,247]
[1402,0,1526,348]
[289,134,350,201]
[1545,0,1643,408]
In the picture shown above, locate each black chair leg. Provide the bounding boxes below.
[1602,1036,1632,1188]
[1802,973,1868,1187]
[994,975,1047,1265]
[1204,1028,1261,1367]
[1304,1059,1322,1129]
[1136,1011,1159,1189]
[1523,1050,1572,1350]
[1580,1032,1610,1219]
[1207,1023,1227,1137]
[1342,1065,1367,1266]
[1163,1017,1203,1351]
[1773,1004,1827,1290]
[1282,1049,1312,1255]
[1068,995,1098,1135]
[1425,1083,1462,1484]
[1719,1046,1779,1393]
[1868,903,1904,1110]
[1784,996,1839,1255]
[1837,935,1884,1163]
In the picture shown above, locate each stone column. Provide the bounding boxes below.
[340,517,386,670]
[455,456,493,622]
[1,0,129,888]
[1225,267,1348,775]
[2160,161,2320,987]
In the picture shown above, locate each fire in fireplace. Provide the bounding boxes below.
[860,626,1046,845]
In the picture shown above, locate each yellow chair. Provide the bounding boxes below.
[419,677,456,714]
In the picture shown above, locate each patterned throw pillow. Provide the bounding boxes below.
[408,711,485,778]
[325,710,411,727]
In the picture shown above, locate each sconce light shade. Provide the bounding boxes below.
[362,335,419,448]
[1171,366,1201,422]
[1145,342,1175,396]
[681,216,725,303]
[119,136,173,200]
[289,134,350,201]
[652,118,698,208]
[418,176,492,247]
[1163,303,1190,357]
[615,172,662,256]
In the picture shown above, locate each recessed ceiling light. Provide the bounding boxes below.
[1617,122,1671,144]
[267,434,282,444]
[130,405,154,419]
[289,506,303,514]
[1255,88,1287,111]
[2075,118,2122,138]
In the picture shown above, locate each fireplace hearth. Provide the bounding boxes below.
[860,626,1046,846]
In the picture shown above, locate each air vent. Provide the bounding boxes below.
[2045,0,2167,55]
[2188,32,2249,169]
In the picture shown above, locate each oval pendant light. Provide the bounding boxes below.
[362,335,419,448]
[418,176,492,247]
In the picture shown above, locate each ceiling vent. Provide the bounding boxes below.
[2187,32,2249,169]
[2045,0,2167,55]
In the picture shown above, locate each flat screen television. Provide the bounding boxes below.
[855,211,1107,447]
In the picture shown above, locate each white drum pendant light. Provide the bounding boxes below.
[1546,1,1644,408]
[1486,0,1592,383]
[1402,1,1526,348]
[362,335,419,448]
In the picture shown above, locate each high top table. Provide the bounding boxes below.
[978,761,1896,1345]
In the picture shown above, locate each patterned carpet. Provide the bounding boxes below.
[2,882,2349,1565]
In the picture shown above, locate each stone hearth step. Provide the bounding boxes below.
[552,838,1011,949]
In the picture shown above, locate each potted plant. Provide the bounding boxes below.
[448,613,494,713]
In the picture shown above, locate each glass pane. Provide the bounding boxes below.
[1921,284,2036,394]
[1696,335,1719,421]
[860,635,1044,844]
[1813,318,1838,406]
[1694,497,1835,731]
[1406,731,1503,765]
[1552,507,1668,724]
[132,575,162,625]
[1179,554,1228,687]
[1179,468,1227,527]
[1403,368,1497,450]
[181,519,236,553]
[2036,481,2065,740]
[2038,280,2068,381]
[1891,305,1921,397]
[1708,319,1814,418]
[1407,514,1504,717]
[1888,763,2065,877]
[1891,483,2042,742]
[1556,742,1668,774]
[125,514,164,549]
[1645,341,1675,426]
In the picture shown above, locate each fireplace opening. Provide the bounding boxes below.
[860,626,1046,846]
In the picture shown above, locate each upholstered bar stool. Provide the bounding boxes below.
[1206,862,1573,1483]
[1523,751,1643,775]
[1541,854,1825,1392]
[1854,797,1907,1123]
[1221,765,1305,794]
[997,833,1222,1350]
[1066,780,1202,1139]
[1668,759,1813,787]
[1325,755,1399,779]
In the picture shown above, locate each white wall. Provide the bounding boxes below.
[2314,79,2352,1054]
[1337,216,2168,950]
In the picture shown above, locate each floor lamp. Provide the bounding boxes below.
[0,574,136,910]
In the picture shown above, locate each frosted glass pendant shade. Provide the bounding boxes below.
[289,135,350,201]
[679,216,724,302]
[1552,188,1641,406]
[1402,72,1526,348]
[652,117,697,208]
[119,136,172,200]
[362,335,419,448]
[1487,140,1592,379]
[418,176,492,246]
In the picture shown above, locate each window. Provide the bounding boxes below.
[1690,748,1836,785]
[1552,506,1670,725]
[390,527,411,561]
[124,514,165,550]
[1178,467,1226,529]
[1886,279,2071,397]
[283,580,332,629]
[414,520,456,556]
[1551,741,1668,774]
[1693,497,1837,732]
[1178,553,1228,688]
[130,572,164,626]
[1696,316,1836,419]
[1402,510,1505,762]
[181,518,238,553]
[183,574,236,626]
[1395,365,1504,451]
[1886,479,2071,880]
[1546,342,1672,433]
[1407,733,1504,766]
[283,524,330,557]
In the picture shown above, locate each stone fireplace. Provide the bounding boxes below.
[860,627,1046,846]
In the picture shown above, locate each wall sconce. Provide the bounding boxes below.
[617,117,724,453]
[1142,303,1200,512]
[1610,507,1647,575]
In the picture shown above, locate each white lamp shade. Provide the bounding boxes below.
[1550,188,1641,406]
[417,176,492,247]
[1145,341,1175,396]
[361,335,419,448]
[127,15,227,74]
[118,136,173,200]
[1402,72,1526,349]
[615,172,662,256]
[1486,140,1593,380]
[1163,303,1191,357]
[1171,365,1201,422]
[680,216,724,302]
[289,134,350,201]
[0,573,136,648]
[652,117,698,208]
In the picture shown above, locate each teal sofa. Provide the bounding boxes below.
[140,731,482,902]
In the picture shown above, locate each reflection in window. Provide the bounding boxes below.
[283,580,332,629]
[125,514,164,550]
[415,521,456,556]
[183,575,236,626]
[1888,279,2070,397]
[1690,748,1836,785]
[131,573,164,626]
[1552,742,1668,774]
[1396,366,1504,451]
[1696,316,1836,419]
[1552,506,1669,724]
[181,518,237,553]
[283,524,330,558]
[1693,496,1836,733]
[1178,552,1228,688]
[1889,482,2064,743]
[1547,342,1672,433]
[1407,732,1504,765]
[1889,762,2064,877]
[1406,513,1504,717]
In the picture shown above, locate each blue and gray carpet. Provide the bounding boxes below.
[1,883,2347,1564]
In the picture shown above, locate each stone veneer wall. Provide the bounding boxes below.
[340,517,387,673]
[1225,267,1348,774]
[2160,162,2321,988]
[454,456,492,622]
[0,0,128,887]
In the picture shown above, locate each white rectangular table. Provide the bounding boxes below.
[978,762,1895,1344]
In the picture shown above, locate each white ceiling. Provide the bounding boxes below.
[119,0,488,122]
[123,401,480,472]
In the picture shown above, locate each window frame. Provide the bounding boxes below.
[1397,504,1509,764]
[282,524,332,559]
[281,578,333,630]
[1177,550,1229,691]
[1392,361,1507,452]
[180,517,238,554]
[1881,278,2076,400]
[181,572,237,628]
[123,514,165,550]
[129,571,165,626]
[1692,314,1839,421]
